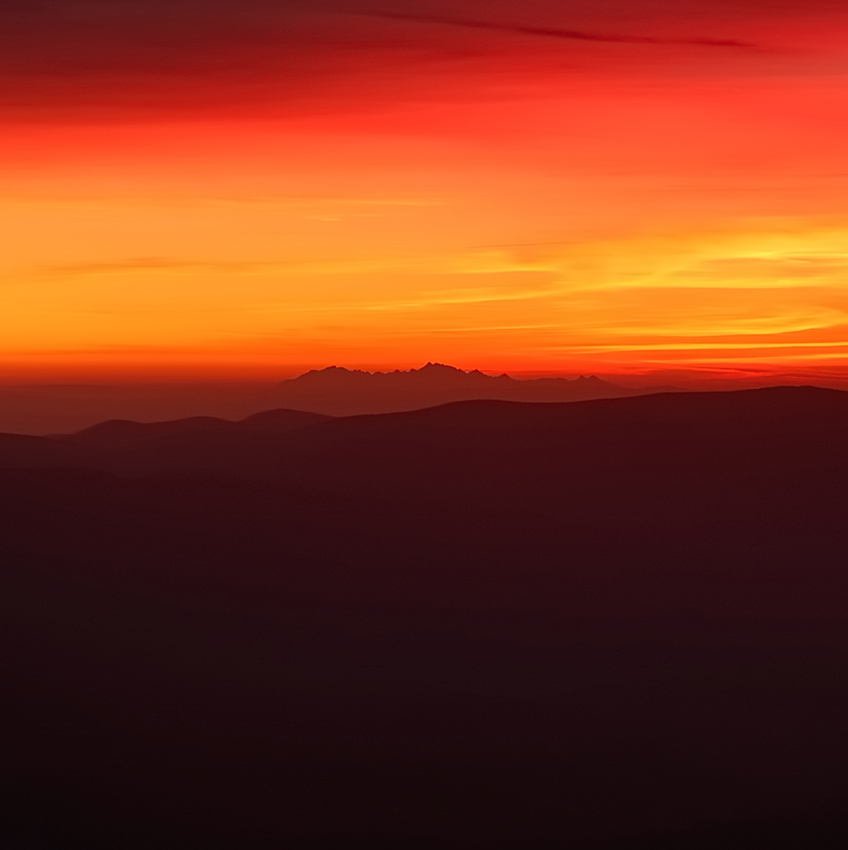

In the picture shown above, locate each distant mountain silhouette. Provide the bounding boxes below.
[67,408,330,450]
[0,382,288,436]
[273,361,665,415]
[2,387,848,848]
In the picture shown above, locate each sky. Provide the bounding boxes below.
[3,0,848,384]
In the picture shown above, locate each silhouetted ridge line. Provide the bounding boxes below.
[0,385,845,484]
[65,408,331,449]
[274,362,663,415]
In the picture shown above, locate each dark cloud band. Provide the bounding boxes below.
[371,11,755,49]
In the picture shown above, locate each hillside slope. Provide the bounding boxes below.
[1,388,848,847]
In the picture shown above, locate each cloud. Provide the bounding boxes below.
[30,248,551,281]
[7,0,838,125]
[370,11,755,49]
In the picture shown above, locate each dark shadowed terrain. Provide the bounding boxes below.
[2,387,848,848]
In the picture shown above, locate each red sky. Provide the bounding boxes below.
[3,0,848,384]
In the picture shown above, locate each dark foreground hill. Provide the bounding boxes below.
[2,387,848,847]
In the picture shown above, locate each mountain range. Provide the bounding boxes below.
[0,364,668,435]
[273,362,670,415]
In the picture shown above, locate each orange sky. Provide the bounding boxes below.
[3,1,848,383]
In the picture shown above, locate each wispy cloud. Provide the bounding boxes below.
[370,11,755,49]
[33,257,269,278]
[29,249,551,281]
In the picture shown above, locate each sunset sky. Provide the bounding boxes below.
[3,0,848,384]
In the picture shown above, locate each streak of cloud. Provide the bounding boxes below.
[370,11,756,49]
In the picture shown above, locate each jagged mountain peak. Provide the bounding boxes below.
[276,364,640,416]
